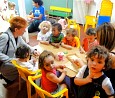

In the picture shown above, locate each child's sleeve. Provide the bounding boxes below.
[102,77,115,96]
[61,37,66,44]
[76,65,87,78]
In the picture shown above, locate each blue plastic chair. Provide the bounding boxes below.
[97,16,111,27]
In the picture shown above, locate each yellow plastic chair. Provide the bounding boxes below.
[84,15,97,32]
[66,18,81,39]
[11,59,41,98]
[99,0,113,16]
[28,74,68,98]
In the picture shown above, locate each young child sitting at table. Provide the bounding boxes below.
[74,45,115,98]
[61,28,80,50]
[80,28,99,53]
[37,21,52,45]
[15,45,38,71]
[49,23,64,48]
[38,50,67,94]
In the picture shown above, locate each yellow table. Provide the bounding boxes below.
[34,43,86,77]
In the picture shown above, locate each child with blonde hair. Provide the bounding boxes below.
[37,21,52,45]
[61,28,80,50]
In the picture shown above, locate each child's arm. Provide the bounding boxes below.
[74,75,92,86]
[74,65,93,86]
[61,42,72,50]
[39,41,49,45]
[46,69,66,83]
[50,43,60,48]
[79,46,86,54]
[27,13,34,18]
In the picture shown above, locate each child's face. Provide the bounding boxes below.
[66,33,74,41]
[41,23,50,34]
[87,35,96,43]
[44,55,55,71]
[10,6,15,10]
[52,26,60,37]
[87,55,105,73]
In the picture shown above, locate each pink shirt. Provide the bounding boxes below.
[41,68,58,93]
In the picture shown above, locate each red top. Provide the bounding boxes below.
[82,38,89,52]
[83,38,99,52]
[41,68,58,93]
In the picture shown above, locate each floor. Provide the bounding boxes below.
[0,24,85,98]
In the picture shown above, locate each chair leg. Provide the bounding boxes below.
[27,81,31,98]
[64,90,68,98]
[19,76,21,91]
[77,26,80,39]
[84,24,87,32]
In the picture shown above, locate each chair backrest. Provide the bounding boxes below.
[28,75,68,98]
[11,60,38,81]
[50,6,71,13]
[99,0,113,16]
[11,59,41,98]
[85,15,97,25]
[66,18,81,38]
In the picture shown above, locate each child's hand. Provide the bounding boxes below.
[33,49,40,57]
[73,57,82,66]
[54,44,60,48]
[80,50,86,54]
[62,69,67,75]
[33,58,37,64]
[66,46,72,50]
[86,75,93,83]
[59,65,66,69]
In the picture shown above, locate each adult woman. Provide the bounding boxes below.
[28,0,46,33]
[0,16,39,84]
[96,22,115,90]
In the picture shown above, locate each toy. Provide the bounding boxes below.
[57,52,65,61]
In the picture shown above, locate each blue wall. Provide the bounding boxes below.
[9,0,73,15]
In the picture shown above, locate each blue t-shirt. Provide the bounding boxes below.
[33,6,46,21]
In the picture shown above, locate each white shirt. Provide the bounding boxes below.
[17,59,38,71]
[37,31,51,41]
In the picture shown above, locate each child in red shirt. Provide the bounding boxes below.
[80,28,99,53]
[38,50,67,94]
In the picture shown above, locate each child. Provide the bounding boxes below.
[39,50,67,94]
[74,45,114,98]
[61,28,80,50]
[58,18,68,30]
[7,2,18,21]
[49,23,64,48]
[80,28,99,53]
[37,21,52,45]
[15,45,38,71]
